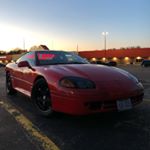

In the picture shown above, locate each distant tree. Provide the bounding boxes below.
[120,47,126,50]
[29,45,39,51]
[112,48,116,50]
[136,46,141,49]
[29,45,49,51]
[130,46,136,49]
[8,48,24,55]
[0,51,6,55]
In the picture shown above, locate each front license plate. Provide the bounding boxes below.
[117,99,132,111]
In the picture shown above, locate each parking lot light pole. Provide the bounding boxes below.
[102,32,108,62]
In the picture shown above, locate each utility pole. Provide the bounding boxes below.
[23,38,25,50]
[76,44,79,54]
[102,32,108,62]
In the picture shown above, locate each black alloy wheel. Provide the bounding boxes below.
[32,78,53,116]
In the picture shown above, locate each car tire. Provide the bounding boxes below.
[6,73,17,95]
[32,78,53,117]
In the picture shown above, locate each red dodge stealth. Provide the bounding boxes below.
[5,50,144,116]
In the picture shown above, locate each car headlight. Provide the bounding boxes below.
[59,76,96,89]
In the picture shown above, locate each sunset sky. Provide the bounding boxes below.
[0,0,150,51]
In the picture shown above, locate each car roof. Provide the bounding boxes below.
[142,60,150,62]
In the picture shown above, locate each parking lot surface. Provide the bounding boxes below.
[0,65,150,150]
[0,105,41,150]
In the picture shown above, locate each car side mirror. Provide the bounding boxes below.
[18,61,30,68]
[18,61,35,71]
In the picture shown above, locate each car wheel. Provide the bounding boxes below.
[32,78,53,117]
[6,73,17,95]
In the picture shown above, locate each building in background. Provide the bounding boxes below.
[0,55,12,64]
[1,47,150,65]
[79,48,150,64]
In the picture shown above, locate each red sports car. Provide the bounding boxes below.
[5,50,144,116]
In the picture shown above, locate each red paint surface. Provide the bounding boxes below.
[5,52,144,115]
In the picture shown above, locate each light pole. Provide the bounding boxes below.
[23,38,25,50]
[102,32,108,62]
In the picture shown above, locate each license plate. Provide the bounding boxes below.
[117,99,132,111]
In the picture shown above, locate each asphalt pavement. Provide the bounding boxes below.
[0,67,58,150]
[0,105,41,150]
[0,65,150,150]
[0,67,43,150]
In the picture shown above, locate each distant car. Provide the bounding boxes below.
[0,63,5,67]
[5,50,144,116]
[93,60,106,65]
[93,61,117,67]
[107,61,117,66]
[141,60,150,67]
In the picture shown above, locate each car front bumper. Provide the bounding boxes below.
[50,87,144,115]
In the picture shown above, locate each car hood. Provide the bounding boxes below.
[44,64,135,82]
[42,64,143,97]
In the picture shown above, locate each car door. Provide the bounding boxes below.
[12,55,26,90]
[21,52,36,95]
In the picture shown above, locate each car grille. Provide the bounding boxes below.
[85,101,102,110]
[84,93,144,111]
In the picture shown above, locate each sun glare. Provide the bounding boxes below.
[0,24,22,51]
[0,24,49,51]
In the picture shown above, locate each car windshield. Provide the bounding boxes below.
[36,51,89,65]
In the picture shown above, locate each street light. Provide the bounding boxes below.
[102,32,109,62]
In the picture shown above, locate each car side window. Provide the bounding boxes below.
[16,52,36,66]
[25,52,35,66]
[16,55,26,64]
